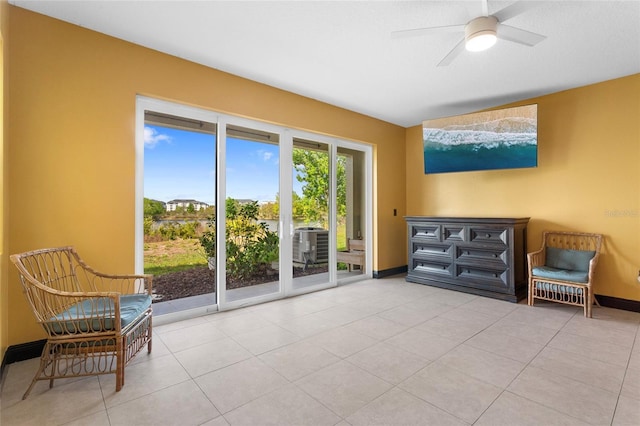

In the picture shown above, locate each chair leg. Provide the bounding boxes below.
[527,279,534,306]
[49,351,58,389]
[116,339,124,392]
[148,322,153,354]
[585,289,592,318]
[22,344,51,399]
[22,374,40,400]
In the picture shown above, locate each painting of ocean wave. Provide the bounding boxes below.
[423,104,537,174]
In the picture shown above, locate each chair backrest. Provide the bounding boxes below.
[542,231,602,253]
[348,239,365,252]
[10,247,88,322]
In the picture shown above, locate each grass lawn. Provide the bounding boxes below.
[144,239,206,276]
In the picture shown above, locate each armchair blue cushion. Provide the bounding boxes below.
[50,294,152,334]
[532,266,589,283]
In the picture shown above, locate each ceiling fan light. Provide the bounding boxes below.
[464,15,499,52]
[465,31,497,51]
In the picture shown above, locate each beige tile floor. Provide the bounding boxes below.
[2,276,640,425]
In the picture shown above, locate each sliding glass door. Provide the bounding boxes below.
[137,97,372,317]
[220,123,282,307]
[136,99,219,318]
[290,137,332,293]
[336,146,368,282]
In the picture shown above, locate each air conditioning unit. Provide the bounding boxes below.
[293,227,329,265]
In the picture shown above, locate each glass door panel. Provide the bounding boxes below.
[290,138,331,292]
[143,110,216,315]
[223,124,281,305]
[336,147,367,280]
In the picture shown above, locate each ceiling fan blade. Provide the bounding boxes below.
[497,24,546,46]
[493,1,538,22]
[437,38,465,67]
[391,24,465,39]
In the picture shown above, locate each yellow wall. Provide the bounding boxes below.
[6,5,638,350]
[406,74,640,301]
[7,7,406,345]
[1,0,9,363]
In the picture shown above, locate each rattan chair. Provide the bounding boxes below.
[527,231,603,317]
[10,246,153,399]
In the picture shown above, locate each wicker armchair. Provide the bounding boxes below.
[527,231,603,317]
[10,246,153,399]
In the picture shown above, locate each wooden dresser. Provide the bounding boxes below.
[405,217,529,302]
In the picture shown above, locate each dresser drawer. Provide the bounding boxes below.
[469,227,508,245]
[411,241,453,258]
[455,265,511,293]
[443,225,465,242]
[410,223,441,241]
[410,258,453,277]
[456,245,508,265]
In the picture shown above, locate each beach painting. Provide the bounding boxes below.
[423,104,537,174]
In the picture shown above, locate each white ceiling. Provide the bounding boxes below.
[12,0,640,127]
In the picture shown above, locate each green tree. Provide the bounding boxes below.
[187,203,196,213]
[144,198,166,219]
[292,191,305,220]
[259,197,279,220]
[292,149,346,226]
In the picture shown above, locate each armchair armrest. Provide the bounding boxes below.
[69,247,153,296]
[586,252,601,284]
[75,263,152,296]
[527,248,545,269]
[90,272,153,296]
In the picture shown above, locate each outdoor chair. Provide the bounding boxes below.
[337,238,365,272]
[10,246,153,399]
[527,231,603,317]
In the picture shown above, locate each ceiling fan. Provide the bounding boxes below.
[392,0,546,66]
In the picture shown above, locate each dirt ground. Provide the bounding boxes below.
[152,264,328,302]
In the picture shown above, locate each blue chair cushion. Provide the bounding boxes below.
[535,281,584,295]
[49,294,152,334]
[545,247,595,272]
[532,266,589,283]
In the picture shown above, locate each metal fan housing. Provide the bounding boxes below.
[465,16,498,51]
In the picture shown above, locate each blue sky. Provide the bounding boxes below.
[144,125,284,205]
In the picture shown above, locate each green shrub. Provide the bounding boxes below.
[143,217,155,236]
[199,198,279,280]
[178,221,199,239]
[158,222,180,240]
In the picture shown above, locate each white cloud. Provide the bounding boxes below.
[144,126,171,148]
[256,149,275,162]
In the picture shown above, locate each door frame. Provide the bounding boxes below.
[136,96,373,320]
